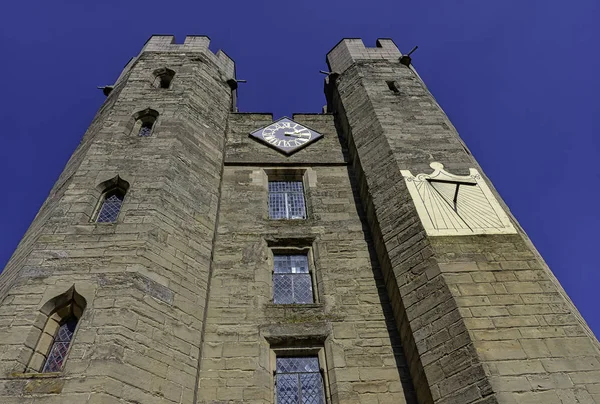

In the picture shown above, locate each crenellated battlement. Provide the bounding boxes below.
[326,38,401,74]
[2,34,598,404]
[140,35,235,78]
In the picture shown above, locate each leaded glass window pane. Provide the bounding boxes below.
[276,357,324,404]
[269,181,306,220]
[42,317,77,373]
[96,191,124,223]
[273,255,313,304]
[138,122,153,137]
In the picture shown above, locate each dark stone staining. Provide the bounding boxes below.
[23,378,65,395]
[98,273,174,304]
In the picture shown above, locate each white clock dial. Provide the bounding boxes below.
[249,118,323,155]
[262,122,312,149]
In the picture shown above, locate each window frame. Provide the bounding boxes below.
[131,108,159,138]
[270,246,319,305]
[90,175,130,224]
[26,287,86,374]
[93,187,126,224]
[268,180,307,220]
[270,347,331,404]
[386,80,400,93]
[41,316,78,373]
[264,168,312,221]
[152,67,176,89]
[134,115,157,137]
[138,120,154,137]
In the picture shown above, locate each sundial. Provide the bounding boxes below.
[401,162,517,236]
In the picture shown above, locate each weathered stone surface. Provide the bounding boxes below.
[0,35,597,404]
[0,35,233,403]
[327,38,600,403]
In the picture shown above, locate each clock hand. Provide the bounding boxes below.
[285,130,310,137]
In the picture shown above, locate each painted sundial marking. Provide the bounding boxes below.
[401,162,517,236]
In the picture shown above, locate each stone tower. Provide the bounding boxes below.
[0,35,598,404]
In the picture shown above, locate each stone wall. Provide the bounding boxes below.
[197,113,417,403]
[0,36,234,403]
[0,34,598,404]
[327,38,600,404]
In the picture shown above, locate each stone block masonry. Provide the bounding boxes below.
[327,37,600,403]
[0,34,597,404]
[0,36,233,403]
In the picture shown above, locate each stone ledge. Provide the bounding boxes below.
[8,371,61,379]
[263,303,330,322]
[264,303,325,310]
[3,372,65,395]
[261,321,331,347]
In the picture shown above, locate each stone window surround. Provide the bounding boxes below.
[25,286,86,374]
[91,175,130,224]
[386,80,400,94]
[269,246,319,305]
[270,346,331,404]
[268,181,307,220]
[260,168,317,221]
[151,67,176,89]
[131,108,159,137]
[94,191,125,223]
[265,236,323,304]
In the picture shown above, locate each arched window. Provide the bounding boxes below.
[96,189,125,223]
[138,121,153,137]
[152,67,175,89]
[94,176,130,223]
[132,108,159,137]
[27,287,87,373]
[42,317,78,372]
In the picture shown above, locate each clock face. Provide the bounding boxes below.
[249,117,324,155]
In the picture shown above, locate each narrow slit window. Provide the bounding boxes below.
[152,67,175,89]
[268,181,306,220]
[273,255,313,304]
[159,76,171,89]
[27,287,86,374]
[132,108,159,137]
[96,190,125,223]
[275,356,325,404]
[42,317,78,373]
[138,121,154,137]
[386,80,400,93]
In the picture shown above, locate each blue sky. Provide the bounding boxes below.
[0,1,598,334]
